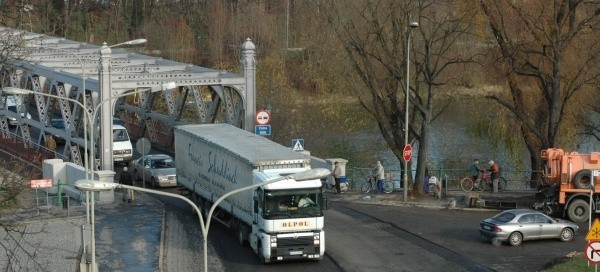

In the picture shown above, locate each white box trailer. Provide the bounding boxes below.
[174,123,329,263]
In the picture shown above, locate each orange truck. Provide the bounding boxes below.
[538,148,600,222]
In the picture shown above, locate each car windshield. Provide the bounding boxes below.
[263,189,323,219]
[492,211,516,222]
[7,105,16,113]
[113,128,130,141]
[150,157,175,169]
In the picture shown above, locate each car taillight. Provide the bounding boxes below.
[491,226,502,232]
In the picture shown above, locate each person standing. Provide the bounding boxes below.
[374,161,385,193]
[332,161,342,195]
[119,167,134,203]
[488,160,500,192]
[468,159,483,182]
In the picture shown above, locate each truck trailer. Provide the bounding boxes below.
[174,123,329,263]
[537,148,600,222]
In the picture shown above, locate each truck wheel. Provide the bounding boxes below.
[237,224,249,247]
[574,170,593,189]
[257,242,269,264]
[567,199,589,223]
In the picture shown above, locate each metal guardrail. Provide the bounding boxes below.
[346,167,541,192]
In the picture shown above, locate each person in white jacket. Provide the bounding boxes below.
[374,161,385,193]
[332,161,342,194]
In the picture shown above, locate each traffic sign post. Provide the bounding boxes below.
[403,144,412,162]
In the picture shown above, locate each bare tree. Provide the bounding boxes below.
[478,0,600,184]
[323,0,478,194]
[0,159,44,271]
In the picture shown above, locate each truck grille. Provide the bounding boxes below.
[278,236,313,247]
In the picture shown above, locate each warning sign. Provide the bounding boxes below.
[292,139,304,151]
[586,219,600,241]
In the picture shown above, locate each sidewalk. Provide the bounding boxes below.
[325,188,537,211]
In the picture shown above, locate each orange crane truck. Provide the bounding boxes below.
[538,148,600,222]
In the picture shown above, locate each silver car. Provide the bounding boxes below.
[479,209,579,246]
[131,154,177,188]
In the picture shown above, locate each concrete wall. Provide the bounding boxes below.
[42,159,116,204]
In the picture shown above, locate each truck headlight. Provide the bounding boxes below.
[314,233,320,245]
[270,237,277,247]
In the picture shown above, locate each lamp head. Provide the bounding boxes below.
[74,179,117,191]
[1,87,32,96]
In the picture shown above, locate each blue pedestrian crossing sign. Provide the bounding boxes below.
[292,139,305,151]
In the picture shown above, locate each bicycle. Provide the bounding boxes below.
[322,178,349,193]
[460,176,483,192]
[478,170,507,192]
[360,175,394,194]
[460,171,506,192]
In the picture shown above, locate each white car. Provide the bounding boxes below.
[4,95,32,126]
[131,154,177,188]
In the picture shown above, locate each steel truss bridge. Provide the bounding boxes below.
[0,27,257,170]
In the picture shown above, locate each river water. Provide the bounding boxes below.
[352,98,600,189]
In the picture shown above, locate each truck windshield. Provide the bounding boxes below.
[263,189,323,219]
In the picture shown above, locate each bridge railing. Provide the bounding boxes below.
[0,130,68,171]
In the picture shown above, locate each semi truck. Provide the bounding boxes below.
[537,148,600,222]
[174,123,329,263]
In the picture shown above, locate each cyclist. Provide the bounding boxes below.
[468,159,483,183]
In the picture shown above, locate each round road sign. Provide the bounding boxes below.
[136,138,151,156]
[256,109,271,125]
[403,144,412,162]
[586,242,600,264]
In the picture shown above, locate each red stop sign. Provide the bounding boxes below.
[403,144,412,162]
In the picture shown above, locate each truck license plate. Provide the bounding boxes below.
[289,251,302,255]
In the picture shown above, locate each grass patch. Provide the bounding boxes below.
[542,252,599,272]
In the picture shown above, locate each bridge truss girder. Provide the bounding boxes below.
[0,28,256,166]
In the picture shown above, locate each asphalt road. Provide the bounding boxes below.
[154,187,586,272]
[331,202,586,272]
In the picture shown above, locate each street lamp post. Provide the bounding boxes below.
[404,21,419,202]
[75,168,331,272]
[98,39,147,172]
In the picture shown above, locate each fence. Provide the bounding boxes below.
[346,167,541,192]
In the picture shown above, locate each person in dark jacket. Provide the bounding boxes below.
[119,167,134,202]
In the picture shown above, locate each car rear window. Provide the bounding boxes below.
[492,211,516,222]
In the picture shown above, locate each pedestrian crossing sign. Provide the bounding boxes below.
[292,139,305,151]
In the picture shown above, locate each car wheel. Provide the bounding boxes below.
[151,177,157,188]
[508,232,522,246]
[133,170,138,181]
[559,228,574,242]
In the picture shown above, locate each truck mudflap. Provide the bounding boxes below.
[263,231,324,262]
